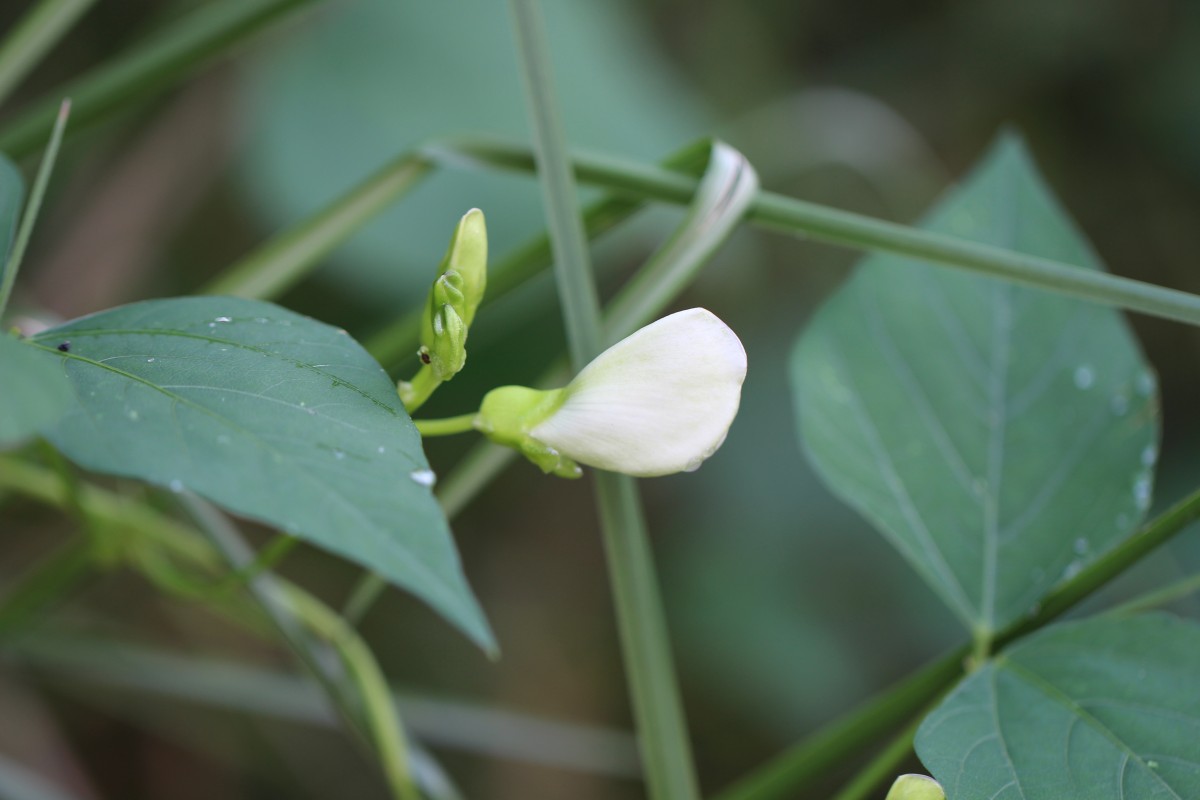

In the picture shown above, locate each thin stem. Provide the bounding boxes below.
[995,483,1200,647]
[507,0,601,371]
[363,139,712,372]
[429,137,1200,329]
[829,715,925,800]
[413,413,478,438]
[0,0,317,159]
[0,99,68,321]
[713,647,966,800]
[1109,571,1200,617]
[397,365,440,414]
[508,3,699,798]
[593,472,701,799]
[179,494,419,800]
[204,151,431,299]
[0,0,95,109]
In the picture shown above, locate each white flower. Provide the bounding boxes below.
[476,308,747,478]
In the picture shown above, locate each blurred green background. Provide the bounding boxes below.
[3,0,1200,798]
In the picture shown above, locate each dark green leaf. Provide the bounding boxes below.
[917,613,1200,799]
[31,296,492,650]
[0,334,72,447]
[792,135,1158,635]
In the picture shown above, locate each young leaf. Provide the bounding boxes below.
[0,334,71,447]
[916,613,1200,800]
[30,296,492,650]
[792,135,1157,635]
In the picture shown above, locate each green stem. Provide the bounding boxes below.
[179,494,419,800]
[398,364,440,413]
[204,151,431,299]
[0,0,317,159]
[0,0,96,109]
[507,0,601,371]
[713,647,966,800]
[508,3,699,798]
[429,137,1200,329]
[593,472,701,798]
[995,483,1200,647]
[829,715,926,800]
[413,413,478,437]
[1109,571,1200,617]
[363,139,712,372]
[0,99,68,321]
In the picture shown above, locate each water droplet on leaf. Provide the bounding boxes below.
[410,469,436,487]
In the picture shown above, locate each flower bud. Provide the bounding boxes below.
[885,775,945,800]
[419,208,487,382]
[475,308,746,478]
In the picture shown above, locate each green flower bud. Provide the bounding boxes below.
[419,208,487,382]
[885,775,946,800]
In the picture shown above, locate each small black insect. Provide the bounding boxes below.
[57,341,70,352]
[419,350,432,365]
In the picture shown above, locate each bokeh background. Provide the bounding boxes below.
[3,0,1200,797]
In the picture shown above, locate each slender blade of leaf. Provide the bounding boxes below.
[31,296,492,650]
[792,135,1158,635]
[916,613,1200,800]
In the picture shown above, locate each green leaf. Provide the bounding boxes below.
[916,613,1200,799]
[0,334,71,447]
[792,135,1158,635]
[30,296,492,650]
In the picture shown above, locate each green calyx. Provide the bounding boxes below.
[885,775,946,800]
[474,385,581,478]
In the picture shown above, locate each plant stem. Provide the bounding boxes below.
[508,2,699,797]
[0,99,68,321]
[995,483,1200,647]
[179,494,419,800]
[0,0,95,109]
[413,413,478,437]
[430,137,1200,329]
[829,714,926,800]
[507,0,600,371]
[1109,571,1200,617]
[713,647,966,800]
[0,0,317,159]
[205,151,431,299]
[397,365,440,414]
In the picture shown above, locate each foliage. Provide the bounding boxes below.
[0,1,1198,799]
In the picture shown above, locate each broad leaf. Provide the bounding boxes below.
[31,296,492,650]
[0,334,71,447]
[916,613,1200,800]
[792,135,1157,634]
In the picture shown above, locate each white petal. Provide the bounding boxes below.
[530,308,746,477]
